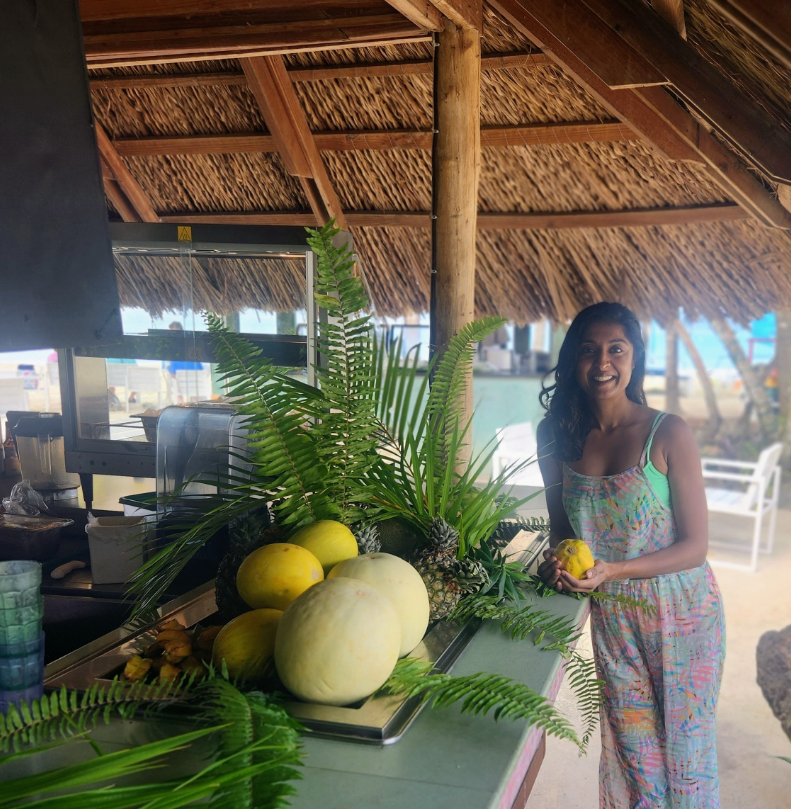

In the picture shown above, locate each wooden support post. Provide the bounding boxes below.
[431,18,481,458]
[665,320,681,415]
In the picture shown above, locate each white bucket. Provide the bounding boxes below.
[85,515,150,585]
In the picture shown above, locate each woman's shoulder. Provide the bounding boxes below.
[652,411,696,455]
[536,416,554,446]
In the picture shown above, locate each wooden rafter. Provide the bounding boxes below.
[709,0,791,70]
[95,122,159,222]
[490,0,791,229]
[580,0,791,183]
[241,56,346,228]
[383,1,443,31]
[111,122,638,156]
[649,0,687,38]
[159,203,749,229]
[88,50,549,88]
[431,0,483,30]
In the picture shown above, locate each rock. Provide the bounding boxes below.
[757,624,791,743]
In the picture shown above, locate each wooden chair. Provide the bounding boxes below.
[702,442,783,572]
[491,421,545,486]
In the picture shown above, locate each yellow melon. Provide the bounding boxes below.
[236,543,323,611]
[290,520,358,575]
[328,553,429,657]
[274,577,401,706]
[211,608,282,680]
[554,539,595,581]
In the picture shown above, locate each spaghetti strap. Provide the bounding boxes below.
[640,412,667,468]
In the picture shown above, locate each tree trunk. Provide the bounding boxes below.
[676,319,721,442]
[665,320,681,415]
[776,311,791,463]
[709,316,776,441]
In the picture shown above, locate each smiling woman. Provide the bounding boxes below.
[536,302,726,809]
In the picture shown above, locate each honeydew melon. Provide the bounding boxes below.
[274,577,401,706]
[328,553,429,656]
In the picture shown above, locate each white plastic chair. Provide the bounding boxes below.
[491,422,545,486]
[702,442,783,572]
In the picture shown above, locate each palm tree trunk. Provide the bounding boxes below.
[665,320,681,415]
[775,311,791,463]
[676,320,721,442]
[709,316,776,441]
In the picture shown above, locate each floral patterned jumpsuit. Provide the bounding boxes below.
[562,413,726,808]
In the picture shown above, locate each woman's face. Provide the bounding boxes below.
[575,321,635,402]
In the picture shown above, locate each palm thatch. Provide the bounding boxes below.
[91,2,791,325]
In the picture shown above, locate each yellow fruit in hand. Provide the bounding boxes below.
[212,608,283,680]
[554,539,595,581]
[290,520,358,575]
[237,542,324,610]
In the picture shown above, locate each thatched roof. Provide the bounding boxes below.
[89,1,791,325]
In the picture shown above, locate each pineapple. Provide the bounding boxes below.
[215,515,281,622]
[454,558,489,595]
[412,518,463,622]
[354,523,381,554]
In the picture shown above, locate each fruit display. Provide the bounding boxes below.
[328,553,429,657]
[290,520,358,575]
[236,542,324,611]
[554,539,595,580]
[211,608,283,680]
[274,577,402,706]
[121,620,221,684]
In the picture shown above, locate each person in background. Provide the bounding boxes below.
[166,321,204,404]
[537,302,725,808]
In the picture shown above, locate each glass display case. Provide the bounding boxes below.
[59,223,318,479]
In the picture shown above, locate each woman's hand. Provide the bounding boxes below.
[559,559,611,593]
[538,549,564,592]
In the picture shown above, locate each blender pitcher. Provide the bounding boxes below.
[12,414,80,491]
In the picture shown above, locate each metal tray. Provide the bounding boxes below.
[43,580,481,745]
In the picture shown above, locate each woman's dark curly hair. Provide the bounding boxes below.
[540,302,647,461]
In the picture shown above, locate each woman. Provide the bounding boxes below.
[537,302,725,808]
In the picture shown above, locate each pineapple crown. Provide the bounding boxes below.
[354,523,382,554]
[428,518,460,553]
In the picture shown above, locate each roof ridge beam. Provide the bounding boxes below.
[384,0,482,30]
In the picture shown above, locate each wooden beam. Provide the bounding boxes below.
[103,178,141,223]
[709,0,791,70]
[580,0,791,183]
[88,50,550,87]
[242,56,346,228]
[383,0,443,31]
[79,1,306,22]
[111,122,638,156]
[82,15,428,68]
[490,0,791,228]
[94,122,159,222]
[430,0,483,30]
[650,0,687,38]
[158,202,750,228]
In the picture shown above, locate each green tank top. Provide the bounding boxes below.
[643,412,671,509]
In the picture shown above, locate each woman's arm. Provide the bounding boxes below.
[536,419,576,590]
[560,415,709,592]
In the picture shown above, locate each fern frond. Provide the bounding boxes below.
[451,595,605,750]
[381,658,581,749]
[196,679,303,809]
[0,679,184,754]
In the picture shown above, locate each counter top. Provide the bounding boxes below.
[18,589,588,809]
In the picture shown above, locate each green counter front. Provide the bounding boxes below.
[18,591,589,809]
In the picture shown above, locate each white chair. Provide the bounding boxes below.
[702,442,783,572]
[491,421,545,486]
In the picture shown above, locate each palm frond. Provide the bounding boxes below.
[0,679,185,754]
[381,658,581,748]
